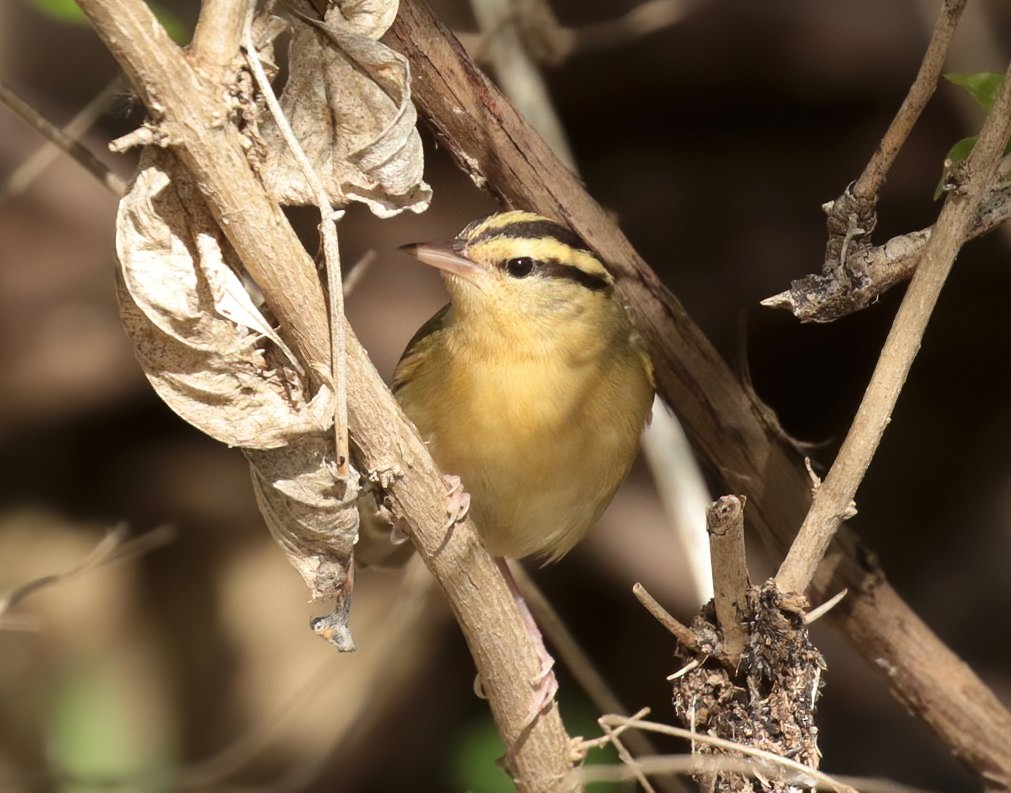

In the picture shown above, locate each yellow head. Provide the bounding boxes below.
[399,210,627,345]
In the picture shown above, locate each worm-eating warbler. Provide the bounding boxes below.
[395,211,654,562]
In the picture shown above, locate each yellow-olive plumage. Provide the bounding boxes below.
[395,211,654,562]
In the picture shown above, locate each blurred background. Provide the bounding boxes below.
[1,0,1010,790]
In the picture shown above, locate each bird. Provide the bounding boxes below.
[391,210,655,563]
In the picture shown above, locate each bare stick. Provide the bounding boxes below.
[851,0,967,203]
[578,754,931,793]
[706,495,749,663]
[242,18,350,479]
[777,60,1011,595]
[0,525,175,619]
[76,1,577,787]
[597,715,857,793]
[384,2,1011,781]
[0,80,127,197]
[632,583,699,653]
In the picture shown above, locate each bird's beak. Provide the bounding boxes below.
[398,241,482,280]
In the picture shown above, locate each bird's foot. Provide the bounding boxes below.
[493,558,559,730]
[525,663,559,729]
[442,474,471,529]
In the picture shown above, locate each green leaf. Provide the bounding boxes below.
[945,72,1004,110]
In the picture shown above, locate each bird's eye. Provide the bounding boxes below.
[504,257,535,278]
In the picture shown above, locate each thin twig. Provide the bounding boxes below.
[666,659,700,681]
[776,59,1011,595]
[805,589,848,625]
[0,80,127,197]
[851,0,967,203]
[578,753,933,793]
[241,19,351,479]
[706,495,749,663]
[598,719,658,793]
[632,583,699,652]
[1,78,121,201]
[598,715,858,793]
[0,525,175,619]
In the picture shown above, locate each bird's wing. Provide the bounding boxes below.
[392,303,451,395]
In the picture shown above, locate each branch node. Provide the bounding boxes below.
[110,124,160,153]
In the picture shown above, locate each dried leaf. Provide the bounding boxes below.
[247,436,359,651]
[115,149,334,449]
[261,1,431,217]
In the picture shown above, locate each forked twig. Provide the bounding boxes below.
[777,60,1011,594]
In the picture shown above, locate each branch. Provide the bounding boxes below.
[706,495,749,664]
[0,80,128,197]
[384,1,1011,784]
[776,60,1011,594]
[75,0,577,788]
[766,0,969,322]
[852,0,967,203]
[820,0,967,278]
[761,183,1011,322]
[632,583,701,654]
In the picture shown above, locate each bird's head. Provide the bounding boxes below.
[399,211,619,334]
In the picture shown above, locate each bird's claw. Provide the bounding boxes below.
[442,474,471,529]
[524,665,559,729]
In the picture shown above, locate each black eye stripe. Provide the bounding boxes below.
[499,257,610,292]
[538,262,611,292]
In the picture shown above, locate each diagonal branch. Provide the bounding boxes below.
[384,0,1011,785]
[776,59,1011,594]
[74,0,578,789]
[0,80,128,197]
